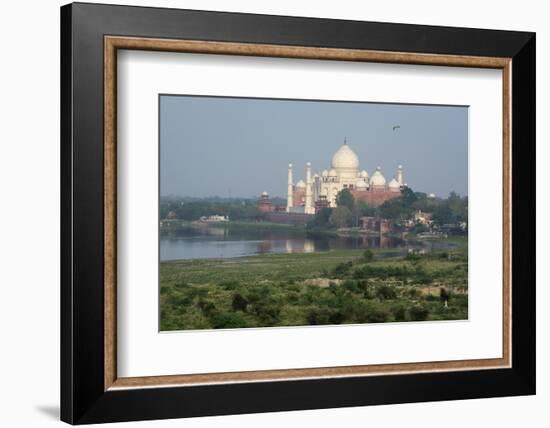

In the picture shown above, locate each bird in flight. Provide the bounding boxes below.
[393,125,401,131]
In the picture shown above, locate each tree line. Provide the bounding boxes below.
[307,188,468,230]
[160,197,265,222]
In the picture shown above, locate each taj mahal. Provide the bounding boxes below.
[259,140,406,215]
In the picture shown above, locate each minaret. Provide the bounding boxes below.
[305,162,314,214]
[287,163,294,212]
[397,165,404,186]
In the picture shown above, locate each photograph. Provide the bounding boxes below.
[159,95,469,331]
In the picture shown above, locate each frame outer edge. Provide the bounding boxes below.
[510,33,536,392]
[63,3,536,423]
[60,3,75,424]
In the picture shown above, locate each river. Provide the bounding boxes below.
[160,223,455,261]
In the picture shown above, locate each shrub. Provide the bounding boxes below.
[440,287,450,303]
[210,312,248,329]
[332,261,353,278]
[231,293,248,312]
[186,286,209,299]
[343,279,359,293]
[197,298,216,316]
[306,308,333,325]
[409,304,430,321]
[219,280,240,290]
[356,280,369,292]
[392,305,407,322]
[367,307,390,323]
[376,284,397,300]
[405,252,422,261]
[174,281,189,290]
[406,287,421,298]
[250,300,281,326]
[352,301,390,323]
[166,293,192,307]
[363,249,374,262]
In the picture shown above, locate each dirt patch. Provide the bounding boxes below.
[419,286,467,296]
[302,278,343,288]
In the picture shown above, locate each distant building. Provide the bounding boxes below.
[258,191,273,213]
[286,140,405,213]
[414,210,433,225]
[360,216,392,234]
[258,191,286,213]
[200,215,229,222]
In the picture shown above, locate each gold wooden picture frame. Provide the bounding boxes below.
[103,36,511,391]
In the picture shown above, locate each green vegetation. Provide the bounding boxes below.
[160,242,468,331]
[305,187,468,231]
[160,196,265,222]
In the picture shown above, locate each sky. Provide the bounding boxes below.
[160,95,468,199]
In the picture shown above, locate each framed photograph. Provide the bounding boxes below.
[61,2,535,424]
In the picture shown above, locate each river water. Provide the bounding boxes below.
[160,223,453,261]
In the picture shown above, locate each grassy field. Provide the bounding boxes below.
[160,237,468,331]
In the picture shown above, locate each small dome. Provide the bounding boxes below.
[369,166,386,186]
[355,178,368,189]
[261,191,269,196]
[388,178,400,192]
[360,170,369,179]
[428,193,436,199]
[331,143,359,171]
[296,179,306,189]
[328,169,337,177]
[322,169,329,177]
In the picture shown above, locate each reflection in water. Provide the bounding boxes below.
[159,224,433,261]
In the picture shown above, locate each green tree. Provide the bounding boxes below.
[329,206,353,228]
[307,207,334,230]
[336,188,355,211]
[357,200,378,217]
[401,187,418,205]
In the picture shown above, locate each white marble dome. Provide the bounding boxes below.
[331,143,359,171]
[322,169,329,177]
[388,178,400,192]
[360,170,369,179]
[296,179,306,189]
[369,166,386,187]
[328,168,337,177]
[355,178,368,189]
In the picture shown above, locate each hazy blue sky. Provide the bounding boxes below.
[160,95,468,199]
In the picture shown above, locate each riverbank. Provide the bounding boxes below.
[160,219,307,234]
[160,242,468,331]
